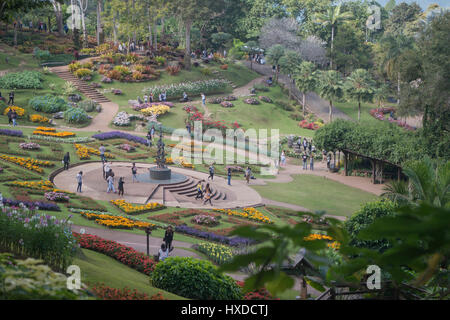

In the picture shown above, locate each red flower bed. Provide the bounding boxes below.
[298,119,321,130]
[236,281,279,300]
[89,283,167,300]
[73,233,156,275]
[369,107,416,130]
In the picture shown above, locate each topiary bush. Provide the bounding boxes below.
[29,95,68,113]
[151,257,243,300]
[64,107,90,124]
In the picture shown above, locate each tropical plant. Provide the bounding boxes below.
[266,44,286,82]
[344,69,376,121]
[315,70,344,122]
[295,61,317,116]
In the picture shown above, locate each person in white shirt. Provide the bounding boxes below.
[76,171,83,192]
[158,243,170,261]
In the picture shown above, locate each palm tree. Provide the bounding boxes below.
[314,4,353,69]
[379,35,413,104]
[294,61,317,116]
[382,157,450,208]
[344,69,376,121]
[316,70,344,123]
[279,50,303,99]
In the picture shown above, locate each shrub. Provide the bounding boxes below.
[345,200,397,252]
[29,95,68,113]
[166,65,180,75]
[89,284,166,300]
[68,62,81,73]
[275,100,294,111]
[220,101,233,108]
[243,98,260,105]
[33,47,51,61]
[253,83,269,92]
[151,257,243,300]
[259,96,273,103]
[290,112,304,121]
[74,68,92,78]
[201,67,212,76]
[4,106,25,117]
[155,56,166,66]
[132,71,144,80]
[81,61,93,69]
[113,65,131,76]
[30,114,50,123]
[209,97,223,104]
[134,64,145,73]
[220,64,228,70]
[107,69,122,80]
[78,100,98,112]
[0,71,42,89]
[62,81,77,96]
[63,107,90,124]
[143,79,227,99]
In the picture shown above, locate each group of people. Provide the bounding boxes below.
[158,226,174,262]
[6,107,18,127]
[251,53,265,65]
[146,126,156,147]
[102,160,125,196]
[118,41,144,54]
[194,180,213,206]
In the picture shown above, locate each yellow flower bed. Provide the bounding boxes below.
[110,199,165,214]
[30,114,50,123]
[35,126,55,132]
[33,129,75,138]
[304,234,340,249]
[0,155,53,173]
[3,106,25,117]
[214,207,273,224]
[7,180,70,193]
[140,105,170,116]
[78,211,155,230]
[156,156,194,169]
[74,144,114,160]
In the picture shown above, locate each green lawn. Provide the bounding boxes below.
[251,174,377,217]
[334,100,381,124]
[207,85,315,137]
[74,248,186,299]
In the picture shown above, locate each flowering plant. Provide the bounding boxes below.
[110,199,165,214]
[191,215,219,226]
[92,131,148,145]
[258,96,273,103]
[220,101,234,108]
[0,155,53,173]
[243,98,260,105]
[4,106,26,117]
[131,101,174,111]
[0,129,23,137]
[45,192,70,202]
[140,105,170,116]
[19,142,41,150]
[175,225,254,246]
[117,144,135,152]
[214,207,273,224]
[197,242,233,265]
[30,114,49,123]
[142,79,227,99]
[298,119,323,130]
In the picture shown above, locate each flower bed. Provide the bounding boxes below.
[110,199,165,214]
[182,105,197,113]
[0,129,23,137]
[28,135,94,143]
[236,281,279,300]
[6,180,69,193]
[3,106,26,117]
[140,105,170,117]
[196,242,233,265]
[74,144,115,160]
[258,96,273,103]
[142,79,228,99]
[89,284,166,300]
[113,111,147,127]
[30,114,50,123]
[19,142,41,150]
[304,233,340,249]
[77,211,155,230]
[44,192,70,202]
[370,107,416,131]
[298,119,323,130]
[175,225,254,246]
[0,155,53,173]
[214,207,273,224]
[131,101,174,111]
[73,233,157,275]
[1,198,60,211]
[243,98,260,105]
[33,128,76,138]
[117,144,135,153]
[191,215,219,227]
[92,131,148,145]
[209,97,223,104]
[220,101,234,108]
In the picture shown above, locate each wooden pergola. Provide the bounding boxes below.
[341,149,403,184]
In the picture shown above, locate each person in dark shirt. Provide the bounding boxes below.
[118,177,125,196]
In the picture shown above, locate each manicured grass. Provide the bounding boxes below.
[73,248,186,299]
[251,174,377,217]
[334,100,380,124]
[218,62,260,87]
[207,85,315,137]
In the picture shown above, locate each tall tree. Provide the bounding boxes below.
[266,44,285,82]
[279,50,302,99]
[344,69,376,121]
[294,61,317,116]
[313,4,352,70]
[241,40,259,71]
[96,0,103,45]
[316,70,344,123]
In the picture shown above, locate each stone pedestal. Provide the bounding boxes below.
[149,167,171,180]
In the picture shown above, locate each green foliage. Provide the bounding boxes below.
[74,68,93,79]
[64,107,90,124]
[266,44,285,67]
[29,94,68,113]
[33,47,51,61]
[78,100,99,113]
[0,71,42,89]
[344,200,397,252]
[344,69,376,121]
[151,257,243,300]
[155,56,166,66]
[279,50,302,75]
[0,253,90,300]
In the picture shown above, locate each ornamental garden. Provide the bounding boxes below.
[0,0,448,302]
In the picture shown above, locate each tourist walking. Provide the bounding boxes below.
[103,161,110,179]
[131,163,138,182]
[227,167,232,186]
[107,174,116,193]
[245,167,252,184]
[118,177,125,196]
[201,93,206,106]
[76,171,83,193]
[195,180,204,199]
[7,108,13,125]
[144,94,148,103]
[11,110,17,127]
[302,153,308,170]
[163,226,174,251]
[208,165,215,180]
[63,152,70,170]
[150,125,155,139]
[310,154,314,171]
[303,138,308,152]
[322,149,327,163]
[280,150,286,166]
[158,243,170,262]
[99,144,106,162]
[8,91,14,105]
[149,93,154,103]
[146,130,152,147]
[203,184,213,206]
[326,153,331,169]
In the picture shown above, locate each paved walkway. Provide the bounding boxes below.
[243,62,352,123]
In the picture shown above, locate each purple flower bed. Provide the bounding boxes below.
[132,101,174,111]
[2,198,60,211]
[0,129,23,137]
[92,131,147,145]
[44,192,70,202]
[175,225,254,247]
